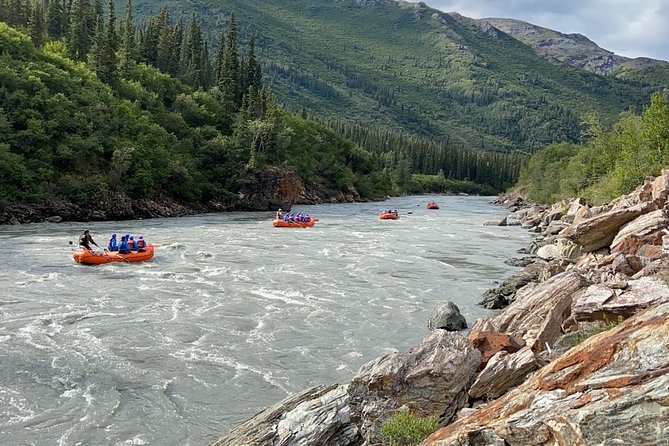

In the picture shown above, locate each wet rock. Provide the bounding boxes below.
[483,216,507,226]
[479,260,547,309]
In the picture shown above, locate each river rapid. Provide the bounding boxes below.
[0,195,532,445]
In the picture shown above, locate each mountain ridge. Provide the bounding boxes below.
[476,17,669,87]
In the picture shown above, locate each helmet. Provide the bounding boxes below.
[129,236,134,240]
[139,235,144,239]
[111,233,116,237]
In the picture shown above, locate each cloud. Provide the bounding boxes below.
[407,0,669,61]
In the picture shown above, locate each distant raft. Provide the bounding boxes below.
[379,212,399,220]
[73,244,155,265]
[272,219,316,228]
[427,201,439,209]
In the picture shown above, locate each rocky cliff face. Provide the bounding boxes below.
[208,170,669,446]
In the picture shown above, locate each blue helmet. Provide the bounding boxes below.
[139,235,144,239]
[111,233,116,238]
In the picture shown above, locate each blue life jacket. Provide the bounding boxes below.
[118,239,130,254]
[108,237,118,251]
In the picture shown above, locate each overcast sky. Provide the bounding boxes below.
[407,0,669,61]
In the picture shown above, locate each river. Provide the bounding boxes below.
[0,195,532,445]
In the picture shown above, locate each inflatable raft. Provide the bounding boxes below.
[379,212,399,220]
[427,202,439,209]
[272,219,316,228]
[73,244,155,265]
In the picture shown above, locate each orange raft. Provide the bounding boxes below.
[272,219,316,228]
[379,212,399,220]
[427,201,439,209]
[73,244,155,265]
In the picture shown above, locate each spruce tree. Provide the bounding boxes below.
[118,0,134,77]
[68,0,91,60]
[218,13,240,107]
[106,0,117,53]
[46,0,66,39]
[27,0,45,47]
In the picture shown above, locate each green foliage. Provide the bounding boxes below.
[380,412,439,446]
[408,174,497,195]
[0,21,397,207]
[519,92,669,204]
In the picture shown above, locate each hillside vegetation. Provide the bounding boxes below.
[519,92,669,204]
[130,0,655,152]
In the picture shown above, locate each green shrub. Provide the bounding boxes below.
[380,412,439,446]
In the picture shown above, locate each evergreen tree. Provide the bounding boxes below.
[118,0,134,76]
[218,13,240,107]
[244,36,262,93]
[106,0,117,53]
[27,0,45,46]
[155,6,174,74]
[46,0,66,39]
[68,0,91,60]
[215,30,225,85]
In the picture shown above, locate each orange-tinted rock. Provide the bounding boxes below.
[468,331,525,370]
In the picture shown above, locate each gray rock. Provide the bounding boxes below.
[209,384,360,446]
[348,330,480,445]
[427,302,467,331]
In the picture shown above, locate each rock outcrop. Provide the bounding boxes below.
[209,384,360,446]
[424,302,669,446]
[348,330,480,445]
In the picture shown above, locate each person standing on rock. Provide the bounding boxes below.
[78,230,99,251]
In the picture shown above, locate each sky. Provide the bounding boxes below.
[407,0,669,61]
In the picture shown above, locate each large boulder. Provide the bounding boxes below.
[610,209,669,255]
[562,201,656,252]
[209,384,360,446]
[473,271,589,351]
[424,302,669,446]
[347,330,480,445]
[427,302,467,331]
[572,275,669,322]
[468,347,538,400]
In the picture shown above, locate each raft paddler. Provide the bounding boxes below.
[78,230,99,251]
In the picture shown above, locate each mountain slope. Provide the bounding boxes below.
[133,0,655,152]
[479,17,669,89]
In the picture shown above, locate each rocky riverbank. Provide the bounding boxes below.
[0,166,363,224]
[208,171,669,446]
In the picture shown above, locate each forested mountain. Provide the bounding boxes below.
[126,0,657,153]
[480,18,669,91]
[0,1,527,219]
